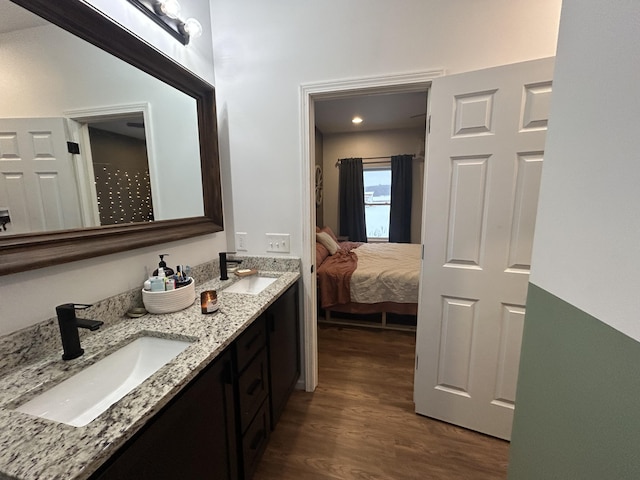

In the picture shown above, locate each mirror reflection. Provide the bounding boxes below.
[88,114,153,225]
[0,0,204,236]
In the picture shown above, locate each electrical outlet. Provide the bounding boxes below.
[266,233,290,253]
[236,232,248,251]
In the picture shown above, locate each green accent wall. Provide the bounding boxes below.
[508,284,640,479]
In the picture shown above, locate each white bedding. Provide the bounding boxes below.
[349,243,421,304]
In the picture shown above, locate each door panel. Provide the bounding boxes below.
[453,90,497,137]
[508,153,544,271]
[0,118,82,234]
[436,296,476,395]
[414,57,554,440]
[493,304,526,406]
[446,156,489,267]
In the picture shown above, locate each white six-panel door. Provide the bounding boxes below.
[0,118,82,234]
[414,57,554,440]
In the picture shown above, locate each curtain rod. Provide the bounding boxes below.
[334,154,422,168]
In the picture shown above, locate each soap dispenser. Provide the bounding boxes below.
[152,254,175,277]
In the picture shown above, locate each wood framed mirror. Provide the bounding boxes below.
[0,0,223,275]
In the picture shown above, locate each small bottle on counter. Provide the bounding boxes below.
[149,276,165,292]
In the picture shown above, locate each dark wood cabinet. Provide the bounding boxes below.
[237,347,270,433]
[91,281,300,480]
[266,282,300,427]
[241,399,270,479]
[233,316,270,480]
[92,350,237,480]
[235,316,268,373]
[233,280,300,479]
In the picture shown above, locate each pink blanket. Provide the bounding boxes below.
[316,242,363,308]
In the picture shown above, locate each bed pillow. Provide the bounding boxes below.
[320,225,339,243]
[316,231,340,255]
[316,242,330,268]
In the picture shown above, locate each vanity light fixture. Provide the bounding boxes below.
[155,0,181,19]
[127,0,202,45]
[352,116,363,124]
[180,17,203,39]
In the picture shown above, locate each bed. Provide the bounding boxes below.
[315,226,421,329]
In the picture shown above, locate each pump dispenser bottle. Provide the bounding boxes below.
[152,254,174,277]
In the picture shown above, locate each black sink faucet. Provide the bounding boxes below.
[56,303,104,361]
[219,252,242,281]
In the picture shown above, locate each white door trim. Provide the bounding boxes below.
[64,103,155,221]
[299,69,445,391]
[65,118,100,227]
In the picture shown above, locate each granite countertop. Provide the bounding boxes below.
[0,269,300,480]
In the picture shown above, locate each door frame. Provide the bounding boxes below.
[64,103,154,227]
[299,69,444,391]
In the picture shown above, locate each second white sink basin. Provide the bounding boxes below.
[16,336,191,427]
[223,276,277,295]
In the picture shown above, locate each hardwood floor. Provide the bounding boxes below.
[254,324,509,480]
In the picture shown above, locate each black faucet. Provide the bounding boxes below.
[219,252,242,281]
[56,303,104,361]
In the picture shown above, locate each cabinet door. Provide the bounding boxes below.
[267,282,300,427]
[93,350,238,480]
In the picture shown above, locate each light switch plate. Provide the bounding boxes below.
[266,233,290,253]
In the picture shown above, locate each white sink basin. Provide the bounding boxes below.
[223,276,277,295]
[16,336,191,427]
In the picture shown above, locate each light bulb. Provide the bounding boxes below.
[182,18,202,39]
[157,0,181,19]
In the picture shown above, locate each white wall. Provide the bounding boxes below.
[210,0,562,256]
[0,1,226,337]
[83,0,214,85]
[322,128,425,243]
[0,0,563,337]
[530,0,640,341]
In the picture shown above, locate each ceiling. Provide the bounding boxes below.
[0,1,48,34]
[90,114,147,141]
[314,91,428,134]
[1,2,146,142]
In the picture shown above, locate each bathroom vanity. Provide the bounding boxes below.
[0,262,300,480]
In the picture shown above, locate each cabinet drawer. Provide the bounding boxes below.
[238,348,269,433]
[241,399,270,480]
[235,317,266,372]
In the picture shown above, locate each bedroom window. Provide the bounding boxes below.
[363,165,391,240]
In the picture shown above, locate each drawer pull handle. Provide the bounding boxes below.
[246,378,262,396]
[250,428,265,450]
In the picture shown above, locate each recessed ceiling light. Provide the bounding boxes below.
[352,116,363,124]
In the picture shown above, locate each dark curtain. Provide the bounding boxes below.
[389,154,413,243]
[338,158,367,242]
